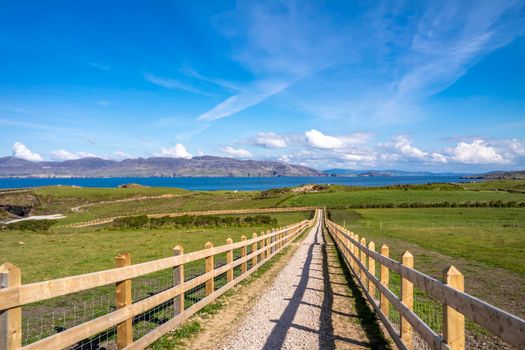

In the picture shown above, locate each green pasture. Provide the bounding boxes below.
[279,188,525,208]
[58,192,286,224]
[461,179,525,191]
[329,207,525,276]
[1,211,311,283]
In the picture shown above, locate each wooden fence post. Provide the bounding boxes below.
[443,266,465,350]
[368,241,376,297]
[345,230,350,261]
[115,253,132,349]
[380,244,390,318]
[348,231,354,267]
[343,231,349,262]
[226,238,234,283]
[260,231,266,259]
[252,233,258,267]
[266,230,271,257]
[401,251,414,349]
[0,263,21,350]
[360,237,367,287]
[354,234,360,276]
[241,235,247,273]
[205,242,214,296]
[173,245,184,315]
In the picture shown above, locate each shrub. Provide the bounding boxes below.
[120,214,278,230]
[7,219,57,232]
[113,215,149,228]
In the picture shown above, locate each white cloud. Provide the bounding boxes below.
[342,153,376,162]
[392,136,428,160]
[112,151,132,160]
[503,138,525,157]
[12,142,42,161]
[380,136,447,163]
[221,146,252,158]
[305,129,345,149]
[448,139,507,164]
[430,152,448,163]
[50,149,97,161]
[305,129,372,150]
[274,135,525,170]
[158,144,192,159]
[253,132,287,148]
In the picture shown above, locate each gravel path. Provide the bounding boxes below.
[220,211,371,350]
[5,214,66,224]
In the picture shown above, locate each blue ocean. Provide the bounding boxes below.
[0,176,470,191]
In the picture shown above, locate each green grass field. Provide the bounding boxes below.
[329,208,524,275]
[1,180,524,346]
[279,188,525,208]
[328,207,525,318]
[59,191,286,224]
[1,211,311,283]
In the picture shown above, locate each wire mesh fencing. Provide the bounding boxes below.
[326,217,524,350]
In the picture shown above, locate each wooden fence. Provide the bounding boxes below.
[65,206,318,228]
[0,211,319,350]
[325,216,525,350]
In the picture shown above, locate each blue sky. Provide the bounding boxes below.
[1,0,524,172]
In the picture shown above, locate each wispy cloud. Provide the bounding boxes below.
[180,65,241,92]
[377,0,525,119]
[87,61,110,71]
[197,80,291,121]
[197,1,349,122]
[145,73,212,96]
[276,0,525,124]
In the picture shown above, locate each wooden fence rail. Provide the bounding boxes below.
[0,210,319,350]
[324,216,525,350]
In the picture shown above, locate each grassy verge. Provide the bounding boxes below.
[323,225,392,349]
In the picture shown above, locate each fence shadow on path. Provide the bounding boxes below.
[262,219,374,350]
[326,229,393,350]
[262,224,319,350]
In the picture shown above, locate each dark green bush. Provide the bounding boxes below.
[7,219,57,232]
[116,214,278,230]
[113,215,149,228]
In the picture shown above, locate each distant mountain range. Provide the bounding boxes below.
[3,156,512,179]
[0,156,323,178]
[461,170,525,180]
[323,169,463,177]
